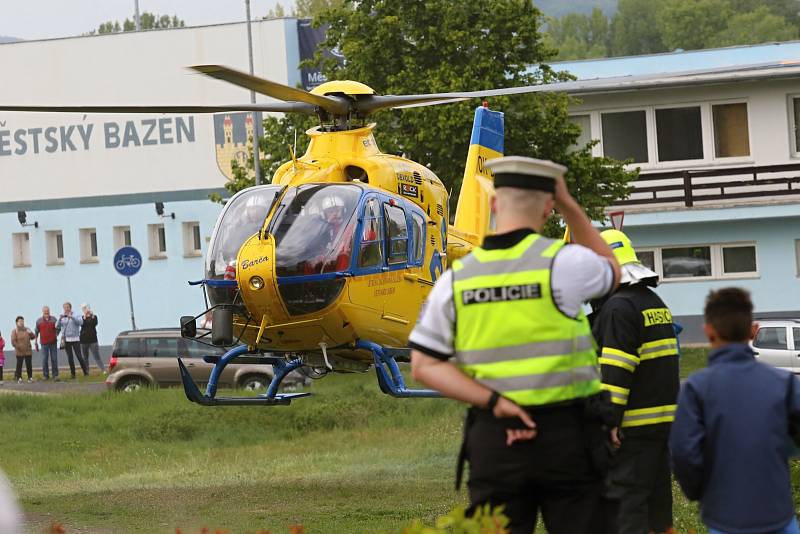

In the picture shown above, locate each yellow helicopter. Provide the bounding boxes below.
[2,65,550,406]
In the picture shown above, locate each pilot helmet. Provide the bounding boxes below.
[242,194,268,223]
[321,195,345,212]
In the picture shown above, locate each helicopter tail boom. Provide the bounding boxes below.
[452,106,504,244]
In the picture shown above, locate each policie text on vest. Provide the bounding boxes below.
[461,284,542,305]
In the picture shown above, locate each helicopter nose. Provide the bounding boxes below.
[237,235,287,326]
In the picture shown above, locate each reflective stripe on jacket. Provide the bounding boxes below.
[592,284,680,431]
[452,233,601,407]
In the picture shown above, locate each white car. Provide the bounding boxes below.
[751,320,800,372]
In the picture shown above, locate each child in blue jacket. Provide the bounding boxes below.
[670,287,800,534]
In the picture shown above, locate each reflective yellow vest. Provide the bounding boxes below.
[452,233,601,407]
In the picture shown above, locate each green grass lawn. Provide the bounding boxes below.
[680,347,709,379]
[0,354,770,534]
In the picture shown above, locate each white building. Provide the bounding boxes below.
[550,42,800,341]
[0,19,303,348]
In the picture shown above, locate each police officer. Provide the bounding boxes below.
[590,229,680,534]
[409,156,621,534]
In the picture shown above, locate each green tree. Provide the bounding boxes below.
[265,0,345,19]
[95,12,184,34]
[265,2,288,18]
[657,0,732,51]
[547,8,611,60]
[730,0,800,23]
[294,0,345,17]
[315,0,633,222]
[225,0,636,226]
[610,0,667,56]
[709,5,798,47]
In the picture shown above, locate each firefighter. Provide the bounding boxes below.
[409,156,621,534]
[591,229,680,534]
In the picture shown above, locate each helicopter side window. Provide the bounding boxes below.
[359,198,384,269]
[411,212,425,264]
[384,203,409,265]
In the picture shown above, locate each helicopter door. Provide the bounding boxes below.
[357,197,385,271]
[380,200,414,325]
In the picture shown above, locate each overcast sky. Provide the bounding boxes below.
[2,0,285,40]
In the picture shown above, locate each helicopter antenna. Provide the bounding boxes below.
[288,143,298,170]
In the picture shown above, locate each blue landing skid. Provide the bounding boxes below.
[178,345,311,406]
[356,339,441,398]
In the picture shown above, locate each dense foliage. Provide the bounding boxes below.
[91,12,185,35]
[547,0,800,60]
[227,0,636,232]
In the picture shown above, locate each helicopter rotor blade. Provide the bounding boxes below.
[0,102,318,114]
[354,84,551,114]
[191,65,350,115]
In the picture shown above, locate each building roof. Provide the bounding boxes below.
[550,40,800,79]
[524,41,800,95]
[538,60,800,96]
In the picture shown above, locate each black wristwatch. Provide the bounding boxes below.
[486,390,501,411]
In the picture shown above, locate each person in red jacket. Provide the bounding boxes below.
[35,306,59,381]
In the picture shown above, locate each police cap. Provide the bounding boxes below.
[485,156,566,193]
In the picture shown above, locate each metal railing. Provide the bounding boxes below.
[615,163,800,207]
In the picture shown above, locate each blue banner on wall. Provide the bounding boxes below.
[298,19,344,90]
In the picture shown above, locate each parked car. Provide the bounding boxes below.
[106,328,275,392]
[750,319,800,373]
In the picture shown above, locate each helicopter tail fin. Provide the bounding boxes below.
[453,106,504,243]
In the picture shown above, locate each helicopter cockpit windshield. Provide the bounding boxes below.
[205,185,282,305]
[270,184,361,277]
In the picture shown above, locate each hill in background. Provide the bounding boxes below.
[535,0,617,18]
[0,36,21,44]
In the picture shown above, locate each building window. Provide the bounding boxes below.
[45,230,64,265]
[79,228,99,263]
[713,103,750,158]
[792,97,800,154]
[601,110,648,163]
[569,114,592,151]
[721,244,757,275]
[12,232,31,268]
[641,243,758,281]
[358,198,383,269]
[661,246,712,279]
[384,203,408,265]
[148,224,167,259]
[182,222,202,257]
[656,106,703,162]
[796,240,800,277]
[113,226,132,250]
[411,212,425,264]
[637,249,656,272]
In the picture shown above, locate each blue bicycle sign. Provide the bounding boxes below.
[113,247,142,277]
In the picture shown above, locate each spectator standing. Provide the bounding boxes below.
[57,302,88,378]
[10,317,34,383]
[670,288,800,534]
[79,304,104,374]
[35,306,59,381]
[0,330,5,384]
